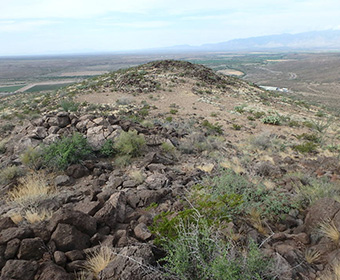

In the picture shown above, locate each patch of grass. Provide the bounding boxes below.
[169,109,178,115]
[293,141,318,154]
[0,139,7,154]
[296,133,320,143]
[20,147,42,169]
[24,208,53,224]
[42,132,92,170]
[7,173,54,207]
[262,115,281,125]
[59,99,79,112]
[232,124,242,130]
[114,130,146,157]
[84,246,115,277]
[319,219,340,246]
[202,120,223,135]
[0,165,23,185]
[234,104,247,114]
[292,175,340,207]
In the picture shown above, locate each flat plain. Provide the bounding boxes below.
[1,52,339,111]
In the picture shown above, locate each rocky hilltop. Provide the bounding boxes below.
[0,60,340,279]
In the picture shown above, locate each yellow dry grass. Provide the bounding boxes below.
[304,248,321,264]
[9,212,23,224]
[7,172,54,207]
[320,219,340,246]
[318,260,340,280]
[85,246,115,277]
[24,208,53,224]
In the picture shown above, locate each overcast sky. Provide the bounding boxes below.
[0,0,339,56]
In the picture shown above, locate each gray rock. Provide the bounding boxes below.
[57,112,71,128]
[134,223,152,241]
[74,199,101,216]
[54,175,73,186]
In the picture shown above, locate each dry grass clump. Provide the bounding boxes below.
[24,208,53,224]
[9,212,24,224]
[84,246,115,277]
[0,165,23,185]
[319,219,340,246]
[7,172,54,207]
[304,248,321,264]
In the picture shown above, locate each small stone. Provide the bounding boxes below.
[54,251,67,266]
[65,250,85,261]
[54,175,73,186]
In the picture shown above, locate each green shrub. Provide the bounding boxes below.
[42,133,92,170]
[100,139,116,157]
[59,99,79,112]
[296,133,320,143]
[202,120,223,135]
[234,104,247,114]
[293,142,318,154]
[169,109,178,114]
[114,130,146,157]
[160,215,273,280]
[206,170,293,219]
[262,115,281,125]
[232,124,242,130]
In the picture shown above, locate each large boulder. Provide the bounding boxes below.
[48,208,97,236]
[51,223,90,252]
[18,237,47,260]
[37,262,71,280]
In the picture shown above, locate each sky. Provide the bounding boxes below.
[0,0,340,56]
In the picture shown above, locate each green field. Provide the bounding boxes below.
[0,85,24,92]
[24,83,74,92]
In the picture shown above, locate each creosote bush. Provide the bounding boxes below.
[42,132,92,170]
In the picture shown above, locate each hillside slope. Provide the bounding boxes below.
[0,60,340,279]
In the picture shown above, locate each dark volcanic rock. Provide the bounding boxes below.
[37,262,71,280]
[18,237,47,260]
[1,260,38,280]
[66,164,90,179]
[51,223,90,252]
[0,227,33,245]
[48,208,97,236]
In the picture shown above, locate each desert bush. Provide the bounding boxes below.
[59,99,79,112]
[293,141,318,154]
[42,132,92,170]
[262,115,281,125]
[24,208,53,224]
[20,147,42,169]
[100,139,116,157]
[205,170,293,219]
[160,214,273,280]
[202,120,223,135]
[0,139,7,154]
[114,130,146,157]
[293,175,340,207]
[0,165,23,185]
[251,133,284,152]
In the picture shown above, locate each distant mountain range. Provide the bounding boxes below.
[155,30,340,52]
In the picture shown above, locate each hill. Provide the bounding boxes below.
[0,60,340,279]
